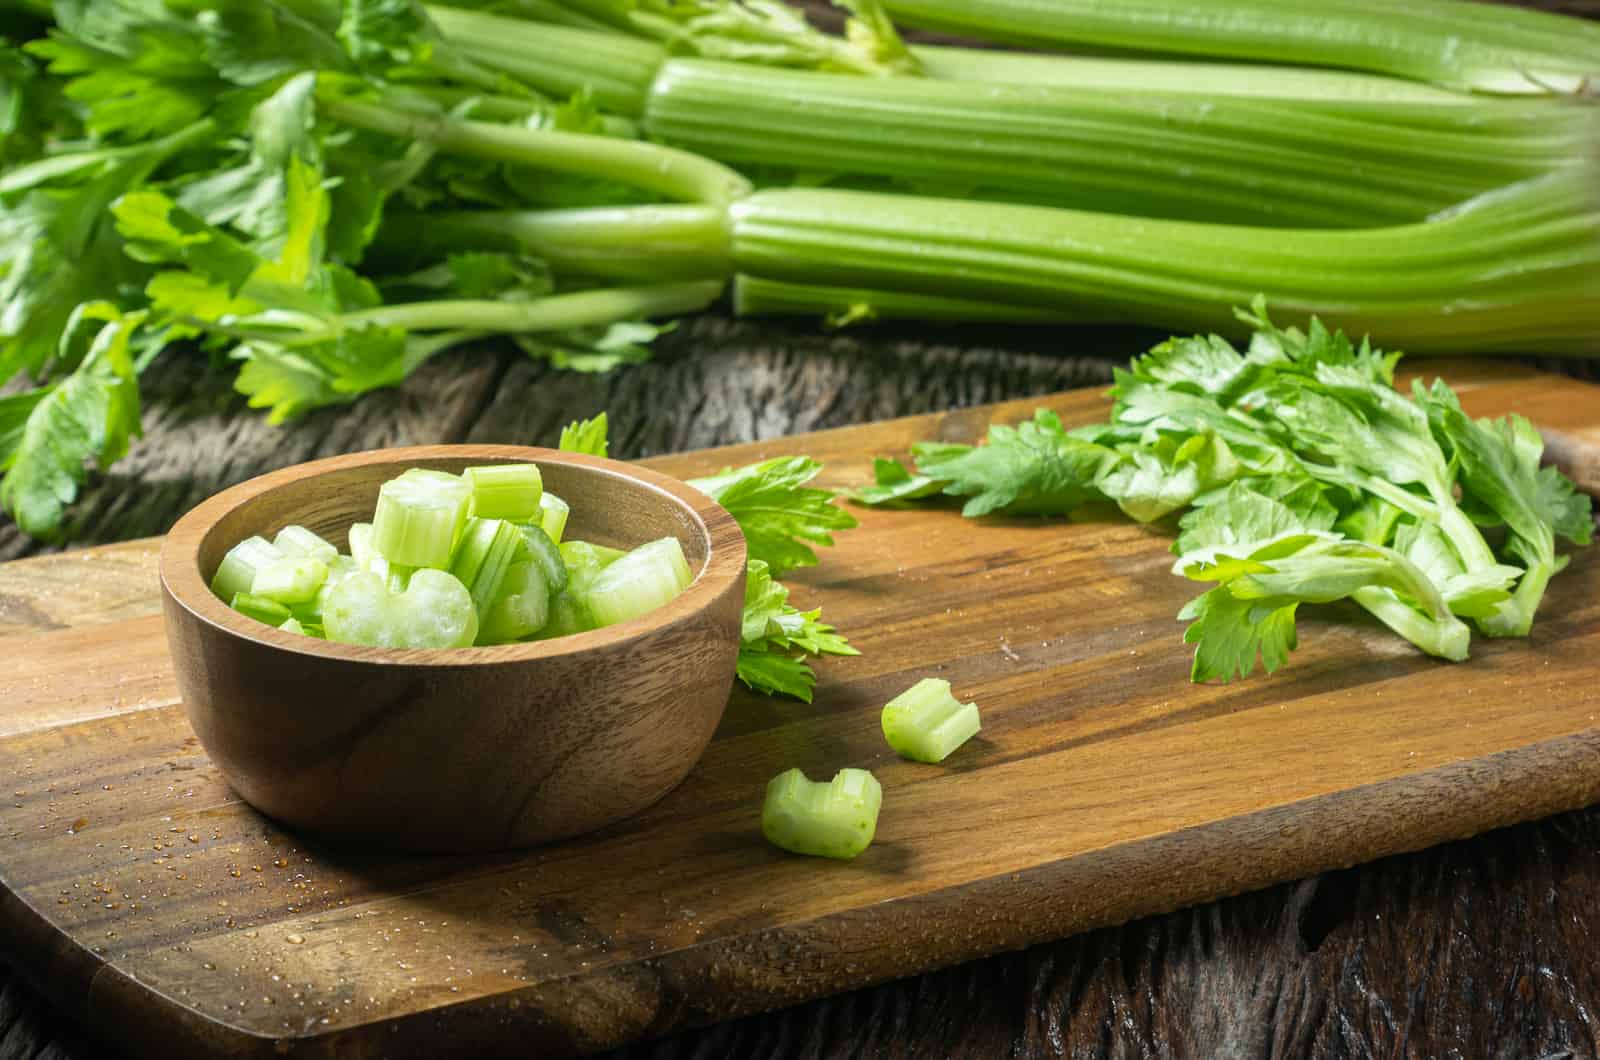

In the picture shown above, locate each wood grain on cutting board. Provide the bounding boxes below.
[1,360,1598,1059]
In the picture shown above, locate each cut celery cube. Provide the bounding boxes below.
[478,560,551,644]
[251,556,328,605]
[881,678,981,764]
[534,590,596,640]
[559,539,626,571]
[762,768,882,860]
[279,616,307,636]
[538,492,570,544]
[465,464,543,521]
[517,522,568,596]
[371,468,471,569]
[273,525,338,565]
[231,592,292,628]
[585,537,693,628]
[210,536,283,602]
[449,517,523,615]
[322,569,478,650]
[348,522,380,571]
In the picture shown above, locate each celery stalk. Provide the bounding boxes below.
[729,167,1600,355]
[449,517,524,614]
[538,493,571,544]
[478,559,552,644]
[648,59,1592,226]
[518,522,569,595]
[230,592,293,627]
[879,0,1600,95]
[273,525,338,565]
[251,556,329,605]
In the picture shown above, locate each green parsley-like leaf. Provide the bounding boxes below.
[558,412,609,457]
[911,409,1114,518]
[0,303,152,538]
[854,456,946,507]
[689,456,859,575]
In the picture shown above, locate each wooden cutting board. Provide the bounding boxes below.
[2,359,1599,1060]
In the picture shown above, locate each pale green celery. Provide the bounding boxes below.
[279,617,308,636]
[322,569,479,649]
[538,493,571,543]
[423,5,667,116]
[909,45,1474,102]
[348,523,383,573]
[465,464,543,521]
[762,768,882,860]
[273,525,338,565]
[334,282,727,336]
[559,539,626,569]
[211,536,284,602]
[728,167,1600,355]
[372,469,473,569]
[734,276,1101,324]
[231,592,293,627]
[478,559,552,643]
[1350,587,1471,661]
[880,0,1600,95]
[320,93,751,205]
[251,556,329,605]
[485,0,622,33]
[585,537,693,627]
[377,84,639,139]
[372,206,732,283]
[449,517,524,613]
[518,522,569,594]
[647,59,1593,226]
[881,678,981,763]
[537,591,596,639]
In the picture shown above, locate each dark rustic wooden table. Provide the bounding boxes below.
[3,310,1600,1059]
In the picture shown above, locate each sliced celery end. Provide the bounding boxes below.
[230,592,292,628]
[538,492,571,544]
[881,677,982,763]
[322,569,479,649]
[210,536,283,602]
[273,525,339,565]
[449,517,524,614]
[278,616,307,636]
[585,536,693,628]
[478,560,552,644]
[534,591,596,639]
[250,556,329,605]
[517,522,569,596]
[372,468,472,569]
[762,767,882,860]
[559,539,626,570]
[465,463,544,521]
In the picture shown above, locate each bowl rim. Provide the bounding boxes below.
[159,444,747,667]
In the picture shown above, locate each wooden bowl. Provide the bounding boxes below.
[159,445,747,853]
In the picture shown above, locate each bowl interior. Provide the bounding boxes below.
[194,453,713,590]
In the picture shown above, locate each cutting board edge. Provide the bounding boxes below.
[8,723,1598,1060]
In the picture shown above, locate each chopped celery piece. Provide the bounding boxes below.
[559,539,626,570]
[449,517,523,614]
[465,464,544,521]
[585,537,693,628]
[761,768,882,860]
[279,616,307,636]
[348,522,380,570]
[478,560,552,643]
[538,492,571,544]
[210,536,283,602]
[535,590,596,639]
[250,556,329,605]
[323,569,479,650]
[231,592,292,627]
[517,521,569,596]
[881,677,981,763]
[372,468,472,569]
[273,525,338,564]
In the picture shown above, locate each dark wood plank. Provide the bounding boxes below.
[2,370,1598,1059]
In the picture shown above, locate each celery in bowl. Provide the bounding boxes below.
[159,445,747,852]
